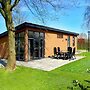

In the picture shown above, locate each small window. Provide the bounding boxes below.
[57,34,63,38]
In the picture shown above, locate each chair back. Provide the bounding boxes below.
[67,47,71,51]
[69,47,72,54]
[67,47,72,54]
[72,47,75,55]
[57,47,60,54]
[54,47,57,55]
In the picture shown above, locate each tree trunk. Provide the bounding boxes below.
[5,12,16,71]
[6,29,16,71]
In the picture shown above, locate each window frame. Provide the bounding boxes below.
[57,33,63,38]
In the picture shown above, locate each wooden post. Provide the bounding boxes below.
[24,30,28,62]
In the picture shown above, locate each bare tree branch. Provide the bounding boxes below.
[0,7,5,18]
[45,0,57,10]
[24,0,36,16]
[11,0,20,10]
[24,0,74,23]
[13,4,27,26]
[84,6,90,29]
[24,0,45,23]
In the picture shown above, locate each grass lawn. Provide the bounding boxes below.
[0,52,90,90]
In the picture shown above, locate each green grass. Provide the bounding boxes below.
[0,52,90,90]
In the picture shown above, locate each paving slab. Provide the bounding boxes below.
[16,56,85,71]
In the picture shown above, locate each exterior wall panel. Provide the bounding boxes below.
[0,36,8,59]
[45,32,77,57]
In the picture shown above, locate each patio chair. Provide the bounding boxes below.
[67,47,71,52]
[57,47,61,59]
[65,47,72,60]
[72,47,76,59]
[57,47,64,59]
[53,47,58,59]
[57,47,60,54]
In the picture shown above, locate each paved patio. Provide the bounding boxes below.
[16,56,85,71]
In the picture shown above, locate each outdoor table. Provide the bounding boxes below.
[61,51,69,60]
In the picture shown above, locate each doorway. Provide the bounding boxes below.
[28,31,45,60]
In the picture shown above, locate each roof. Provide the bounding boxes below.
[0,22,79,38]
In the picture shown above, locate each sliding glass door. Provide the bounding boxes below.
[28,31,44,60]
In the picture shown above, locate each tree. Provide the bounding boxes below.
[0,0,20,71]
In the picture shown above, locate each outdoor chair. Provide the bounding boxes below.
[65,47,72,60]
[57,47,64,59]
[71,47,76,59]
[53,47,58,59]
[57,47,60,54]
[68,47,73,59]
[67,47,71,52]
[57,47,62,59]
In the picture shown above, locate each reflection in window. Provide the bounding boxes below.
[34,32,39,39]
[35,39,39,47]
[15,32,25,60]
[19,32,24,37]
[28,31,33,38]
[40,33,44,38]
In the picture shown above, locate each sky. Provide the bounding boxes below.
[0,0,88,34]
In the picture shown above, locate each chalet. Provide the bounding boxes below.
[0,22,79,61]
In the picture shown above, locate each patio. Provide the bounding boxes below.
[16,56,85,71]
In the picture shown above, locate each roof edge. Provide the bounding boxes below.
[16,22,79,36]
[0,22,79,38]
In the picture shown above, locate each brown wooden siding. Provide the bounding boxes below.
[45,31,77,57]
[0,36,8,59]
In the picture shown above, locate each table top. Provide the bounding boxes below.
[61,50,69,53]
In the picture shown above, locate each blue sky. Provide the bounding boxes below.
[0,0,87,34]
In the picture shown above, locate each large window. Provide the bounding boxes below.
[28,31,44,60]
[16,32,25,60]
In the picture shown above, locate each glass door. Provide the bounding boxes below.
[33,32,39,59]
[28,31,45,60]
[29,38,34,60]
[34,38,39,59]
